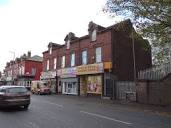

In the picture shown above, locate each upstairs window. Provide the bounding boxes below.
[32,68,36,75]
[66,40,70,49]
[47,60,49,70]
[54,58,57,69]
[95,47,102,63]
[91,29,97,41]
[71,53,75,67]
[82,50,87,65]
[49,47,52,54]
[61,56,65,68]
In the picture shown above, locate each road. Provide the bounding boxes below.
[0,95,171,128]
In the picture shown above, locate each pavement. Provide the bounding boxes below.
[54,94,171,116]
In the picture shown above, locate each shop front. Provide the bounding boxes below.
[77,63,104,97]
[57,67,78,95]
[40,71,56,93]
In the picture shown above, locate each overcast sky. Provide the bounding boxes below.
[0,0,123,72]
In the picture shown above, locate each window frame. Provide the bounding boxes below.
[61,56,65,68]
[82,50,88,65]
[47,60,49,70]
[54,58,57,69]
[66,40,70,49]
[70,52,75,67]
[95,47,102,63]
[91,29,97,41]
[49,47,52,54]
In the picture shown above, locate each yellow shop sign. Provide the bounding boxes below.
[77,63,104,75]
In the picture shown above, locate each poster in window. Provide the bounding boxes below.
[87,75,102,94]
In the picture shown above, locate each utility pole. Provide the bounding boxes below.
[132,28,136,82]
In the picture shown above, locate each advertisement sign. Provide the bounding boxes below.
[57,67,76,78]
[77,63,103,75]
[40,71,56,79]
[87,75,102,94]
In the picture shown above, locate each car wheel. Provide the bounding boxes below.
[23,105,29,110]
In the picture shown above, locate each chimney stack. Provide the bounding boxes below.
[28,51,31,58]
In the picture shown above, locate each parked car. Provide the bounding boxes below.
[0,85,30,109]
[31,81,51,95]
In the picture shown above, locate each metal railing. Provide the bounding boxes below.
[138,62,171,80]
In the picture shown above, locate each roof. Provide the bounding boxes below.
[28,55,43,62]
[42,19,135,52]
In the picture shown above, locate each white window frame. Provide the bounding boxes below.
[70,53,75,67]
[66,40,70,49]
[47,60,49,70]
[54,58,57,69]
[49,47,52,54]
[95,47,102,63]
[61,56,65,68]
[82,50,87,65]
[91,29,97,41]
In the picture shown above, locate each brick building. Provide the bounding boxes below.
[42,19,152,97]
[4,51,43,87]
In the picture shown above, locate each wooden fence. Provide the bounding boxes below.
[138,62,171,80]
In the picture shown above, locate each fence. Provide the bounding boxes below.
[138,62,171,80]
[116,81,136,101]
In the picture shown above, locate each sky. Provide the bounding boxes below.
[0,0,123,72]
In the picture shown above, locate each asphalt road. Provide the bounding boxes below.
[0,94,171,128]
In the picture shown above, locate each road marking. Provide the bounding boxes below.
[80,111,132,125]
[47,102,63,108]
[38,101,63,108]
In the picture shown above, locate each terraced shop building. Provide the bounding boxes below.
[42,19,152,97]
[4,51,43,87]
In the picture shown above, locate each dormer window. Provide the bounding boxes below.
[91,29,97,41]
[66,40,70,49]
[49,47,52,54]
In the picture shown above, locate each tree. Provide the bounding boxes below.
[103,0,171,65]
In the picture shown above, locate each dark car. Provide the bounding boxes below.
[0,85,30,109]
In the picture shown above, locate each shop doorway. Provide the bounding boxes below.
[62,82,77,95]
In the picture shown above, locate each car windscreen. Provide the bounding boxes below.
[6,87,28,94]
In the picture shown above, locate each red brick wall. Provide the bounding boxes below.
[42,31,112,70]
[42,25,151,82]
[137,76,171,106]
[24,60,42,80]
[112,30,152,81]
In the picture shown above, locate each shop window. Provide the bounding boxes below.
[95,47,102,63]
[87,75,102,94]
[61,56,65,68]
[71,53,75,67]
[54,58,57,69]
[47,60,49,70]
[82,50,87,65]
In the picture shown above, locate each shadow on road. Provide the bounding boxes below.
[0,106,29,113]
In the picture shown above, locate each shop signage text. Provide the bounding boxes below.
[77,63,104,75]
[57,67,76,78]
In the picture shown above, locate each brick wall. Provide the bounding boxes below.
[137,74,171,106]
